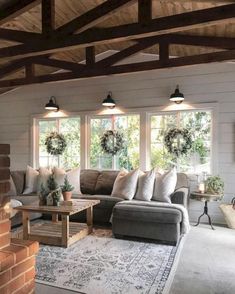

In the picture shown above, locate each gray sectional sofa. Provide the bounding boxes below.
[10,169,189,245]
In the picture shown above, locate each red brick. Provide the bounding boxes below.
[0,284,8,294]
[0,233,10,249]
[0,269,11,285]
[0,221,10,235]
[0,208,10,222]
[13,279,35,294]
[0,251,14,272]
[0,145,10,155]
[11,239,39,257]
[0,157,10,168]
[25,267,35,282]
[2,245,28,264]
[0,169,10,181]
[9,274,25,293]
[0,182,10,196]
[12,257,35,278]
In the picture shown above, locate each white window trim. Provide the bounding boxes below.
[31,102,218,174]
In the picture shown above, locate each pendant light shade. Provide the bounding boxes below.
[102,92,116,109]
[169,86,184,104]
[45,96,59,111]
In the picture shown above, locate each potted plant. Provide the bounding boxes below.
[39,183,48,206]
[47,175,62,206]
[205,175,224,195]
[61,176,74,201]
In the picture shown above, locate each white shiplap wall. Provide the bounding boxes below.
[0,53,235,224]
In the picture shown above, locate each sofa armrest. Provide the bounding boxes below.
[171,187,189,208]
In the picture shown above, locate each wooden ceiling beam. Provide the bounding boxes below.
[41,0,55,36]
[138,0,152,25]
[96,36,161,67]
[0,28,42,43]
[0,0,41,26]
[0,49,234,88]
[86,47,95,66]
[33,57,86,71]
[167,34,235,50]
[0,3,235,60]
[57,0,136,35]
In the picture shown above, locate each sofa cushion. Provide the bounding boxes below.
[134,169,155,201]
[94,171,119,195]
[23,165,39,194]
[113,202,182,224]
[152,168,177,203]
[54,167,81,194]
[11,195,39,206]
[11,171,25,195]
[111,169,139,200]
[80,169,100,194]
[72,194,122,208]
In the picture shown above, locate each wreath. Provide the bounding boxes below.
[164,128,192,157]
[100,130,124,155]
[45,132,67,156]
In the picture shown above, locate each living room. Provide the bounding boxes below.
[0,1,235,293]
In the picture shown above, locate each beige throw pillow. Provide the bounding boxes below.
[134,169,155,201]
[54,167,81,194]
[152,168,177,203]
[111,169,139,200]
[23,165,39,194]
[37,167,52,193]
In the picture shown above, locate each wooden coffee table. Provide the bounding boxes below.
[15,199,100,247]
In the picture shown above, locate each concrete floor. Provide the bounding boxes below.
[36,225,235,294]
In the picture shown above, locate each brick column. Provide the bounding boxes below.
[0,144,11,249]
[0,144,39,294]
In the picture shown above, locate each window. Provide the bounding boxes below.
[37,117,80,169]
[89,115,140,170]
[150,110,212,173]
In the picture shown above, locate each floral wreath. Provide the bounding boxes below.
[100,130,124,155]
[164,128,192,157]
[45,132,67,156]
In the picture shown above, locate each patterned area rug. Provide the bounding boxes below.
[33,228,183,294]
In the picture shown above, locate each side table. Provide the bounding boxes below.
[190,191,223,230]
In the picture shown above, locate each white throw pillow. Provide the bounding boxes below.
[111,169,139,200]
[134,169,155,201]
[54,167,81,194]
[152,168,177,203]
[23,166,39,194]
[37,167,52,193]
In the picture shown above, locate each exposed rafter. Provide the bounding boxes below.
[0,0,40,26]
[0,4,234,61]
[0,49,234,88]
[0,0,234,89]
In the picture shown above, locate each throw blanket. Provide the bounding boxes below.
[113,200,190,234]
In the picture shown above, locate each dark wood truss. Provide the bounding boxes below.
[0,0,235,89]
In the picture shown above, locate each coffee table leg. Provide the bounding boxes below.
[86,207,93,234]
[62,215,69,247]
[22,211,30,239]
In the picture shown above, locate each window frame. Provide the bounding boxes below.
[148,109,214,173]
[87,113,141,170]
[31,102,218,174]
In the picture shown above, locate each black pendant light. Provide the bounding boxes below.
[102,92,116,109]
[169,85,184,104]
[45,96,59,111]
